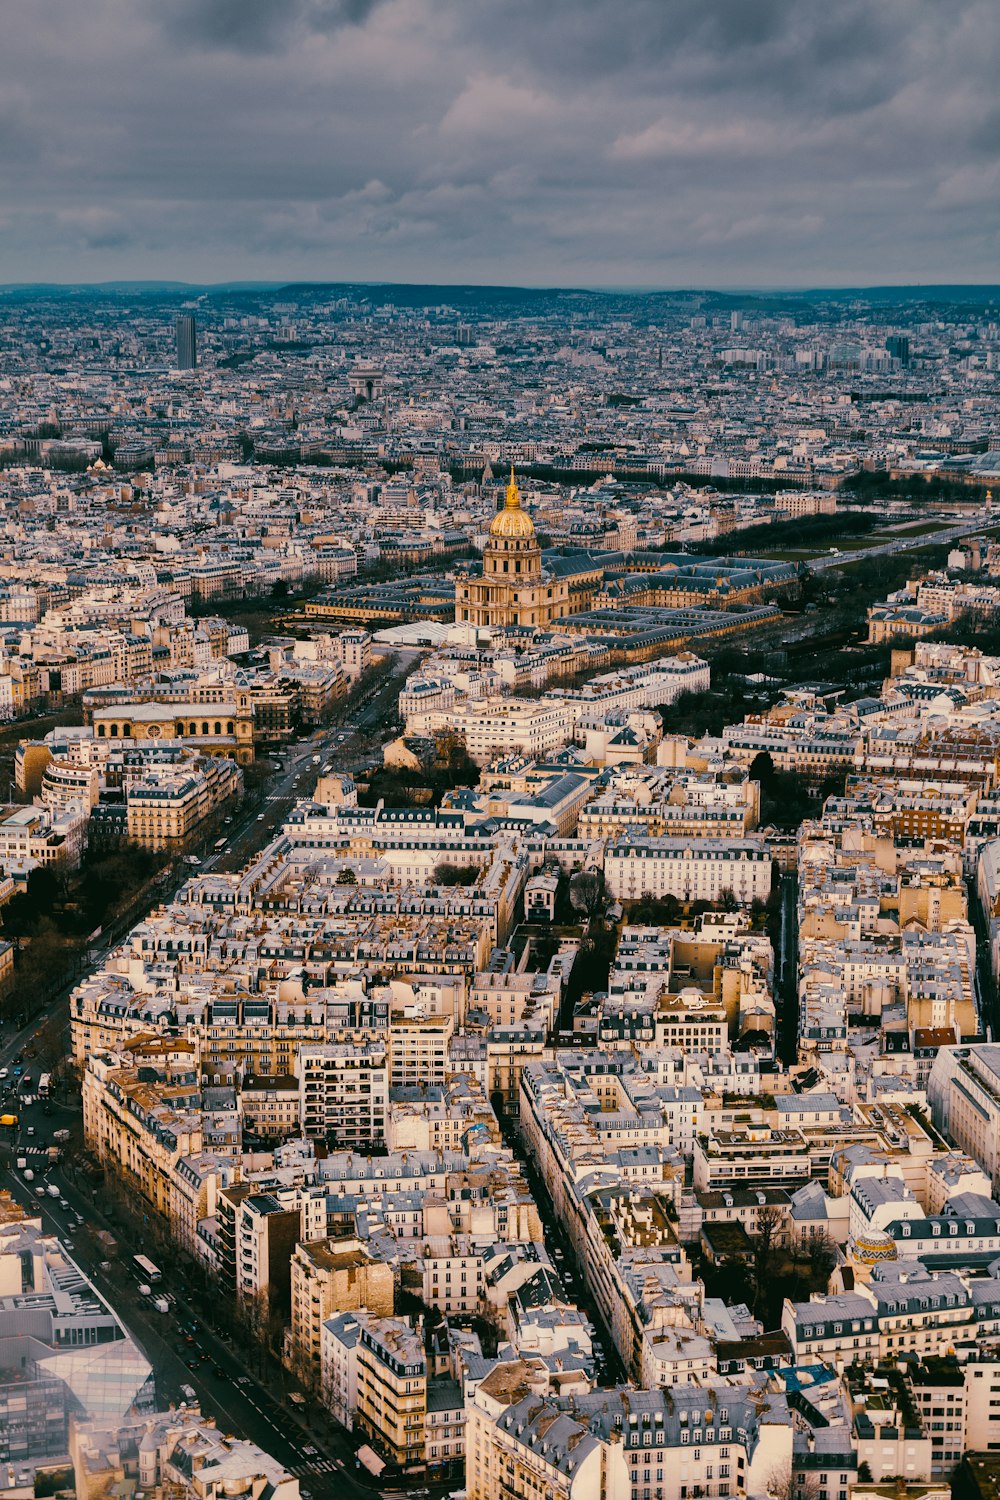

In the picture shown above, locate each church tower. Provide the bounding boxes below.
[454,467,569,630]
[483,466,542,582]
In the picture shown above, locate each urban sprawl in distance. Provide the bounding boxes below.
[2,281,1000,1500]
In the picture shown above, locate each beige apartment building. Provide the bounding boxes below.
[288,1236,394,1389]
[125,758,241,850]
[355,1316,428,1470]
[83,1039,205,1227]
[298,1041,388,1148]
[387,1013,454,1089]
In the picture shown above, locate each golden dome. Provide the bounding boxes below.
[489,465,536,540]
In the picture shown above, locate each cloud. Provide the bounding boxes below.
[153,0,389,53]
[0,0,996,284]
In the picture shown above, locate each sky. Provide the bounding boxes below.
[1,0,998,289]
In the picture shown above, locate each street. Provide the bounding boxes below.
[0,645,435,1499]
[808,513,988,572]
[212,648,418,873]
[0,1145,377,1499]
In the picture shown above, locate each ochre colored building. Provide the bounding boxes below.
[456,469,570,629]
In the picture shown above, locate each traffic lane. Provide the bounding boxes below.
[0,1165,354,1500]
[213,793,297,873]
[210,729,358,874]
[209,733,347,874]
[0,1165,90,1258]
[809,517,986,572]
[35,1166,374,1499]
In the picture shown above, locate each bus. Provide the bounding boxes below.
[37,1074,51,1100]
[213,837,228,852]
[132,1254,162,1285]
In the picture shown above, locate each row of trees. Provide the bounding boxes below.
[689,508,880,558]
[842,468,988,505]
[0,844,171,1025]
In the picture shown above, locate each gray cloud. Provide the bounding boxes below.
[154,0,388,53]
[0,0,996,285]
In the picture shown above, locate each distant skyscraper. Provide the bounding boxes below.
[175,314,197,370]
[886,334,911,366]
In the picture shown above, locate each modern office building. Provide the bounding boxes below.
[175,314,197,370]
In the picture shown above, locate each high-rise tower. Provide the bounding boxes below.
[175,314,197,370]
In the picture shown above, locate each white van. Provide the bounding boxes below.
[23,1167,33,1181]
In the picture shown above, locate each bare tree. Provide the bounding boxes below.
[807,1230,836,1285]
[767,1468,820,1500]
[750,1203,783,1316]
[570,869,606,920]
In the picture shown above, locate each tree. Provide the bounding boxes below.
[749,1204,783,1317]
[433,862,479,886]
[570,869,606,919]
[767,1468,820,1500]
[807,1230,837,1285]
[335,867,357,885]
[749,750,776,785]
[627,891,682,925]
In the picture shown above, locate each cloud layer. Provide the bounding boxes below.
[0,0,997,286]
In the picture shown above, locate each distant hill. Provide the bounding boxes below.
[0,279,997,309]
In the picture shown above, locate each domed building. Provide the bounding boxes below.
[456,468,570,629]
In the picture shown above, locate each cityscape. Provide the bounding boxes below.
[2,5,1000,1500]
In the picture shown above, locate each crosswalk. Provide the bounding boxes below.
[290,1459,341,1476]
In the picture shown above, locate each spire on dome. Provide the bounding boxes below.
[505,464,520,510]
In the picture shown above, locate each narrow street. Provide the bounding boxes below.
[496,1106,627,1388]
[775,871,799,1065]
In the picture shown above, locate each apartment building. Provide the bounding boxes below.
[929,1046,1000,1190]
[604,837,772,905]
[288,1236,394,1388]
[217,1184,301,1313]
[83,1041,206,1225]
[70,1411,300,1500]
[387,1013,454,1089]
[125,757,241,850]
[355,1316,427,1470]
[468,1369,792,1500]
[298,1042,388,1149]
[0,801,88,871]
